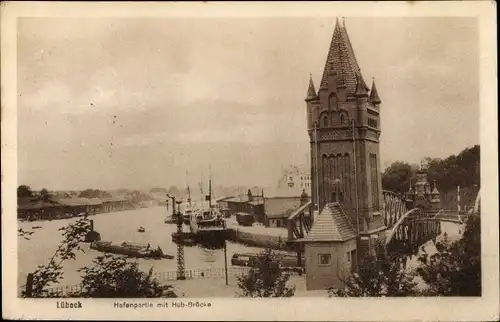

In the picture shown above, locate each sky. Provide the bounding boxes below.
[17,17,479,191]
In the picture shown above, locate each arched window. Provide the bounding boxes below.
[323,116,328,127]
[340,114,345,124]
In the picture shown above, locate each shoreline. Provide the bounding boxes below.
[17,204,160,224]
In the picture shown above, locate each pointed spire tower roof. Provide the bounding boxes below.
[320,17,363,96]
[354,71,369,97]
[369,78,381,104]
[305,74,318,101]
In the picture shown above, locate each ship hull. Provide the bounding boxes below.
[90,241,174,259]
[194,229,227,246]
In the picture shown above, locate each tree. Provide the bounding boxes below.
[40,188,51,201]
[75,254,176,298]
[328,251,420,297]
[21,216,92,297]
[426,145,480,192]
[79,189,112,199]
[382,161,415,194]
[18,185,33,198]
[236,248,295,297]
[416,214,481,296]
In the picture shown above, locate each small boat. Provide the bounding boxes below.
[137,226,145,233]
[90,240,174,259]
[31,226,42,229]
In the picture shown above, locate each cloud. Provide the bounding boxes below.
[17,17,479,190]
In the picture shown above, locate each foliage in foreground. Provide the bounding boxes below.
[21,216,91,297]
[237,248,295,297]
[20,216,175,298]
[329,214,481,297]
[416,214,481,296]
[75,254,176,298]
[328,251,420,297]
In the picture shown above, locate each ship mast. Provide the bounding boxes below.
[209,164,212,208]
[186,170,191,208]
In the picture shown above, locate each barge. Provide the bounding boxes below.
[231,252,304,273]
[90,241,174,259]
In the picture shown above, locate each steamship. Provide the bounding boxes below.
[189,176,227,245]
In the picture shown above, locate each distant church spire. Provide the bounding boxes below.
[305,73,318,101]
[369,78,381,104]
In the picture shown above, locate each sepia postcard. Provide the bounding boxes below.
[1,1,499,321]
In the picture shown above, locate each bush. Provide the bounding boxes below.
[328,253,420,297]
[75,254,175,298]
[236,248,295,297]
[416,215,481,296]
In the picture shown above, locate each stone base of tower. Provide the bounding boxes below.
[357,227,387,261]
[304,240,357,291]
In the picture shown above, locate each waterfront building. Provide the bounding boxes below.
[264,196,302,228]
[301,18,386,290]
[225,189,265,223]
[17,196,134,220]
[263,191,311,228]
[277,164,312,197]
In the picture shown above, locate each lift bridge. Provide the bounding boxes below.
[287,189,480,259]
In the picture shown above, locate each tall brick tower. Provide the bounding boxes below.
[305,19,386,258]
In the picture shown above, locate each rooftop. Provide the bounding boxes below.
[303,202,357,242]
[319,19,364,97]
[265,196,303,218]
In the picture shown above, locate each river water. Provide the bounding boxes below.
[17,206,264,290]
[17,206,463,292]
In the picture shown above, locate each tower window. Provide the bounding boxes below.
[329,94,338,110]
[368,118,378,128]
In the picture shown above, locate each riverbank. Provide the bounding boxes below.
[226,228,288,250]
[17,204,154,223]
[224,216,290,250]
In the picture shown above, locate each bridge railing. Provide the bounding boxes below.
[382,190,408,229]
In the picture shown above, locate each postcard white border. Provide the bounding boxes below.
[2,1,498,321]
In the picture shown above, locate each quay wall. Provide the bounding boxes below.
[227,228,288,250]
